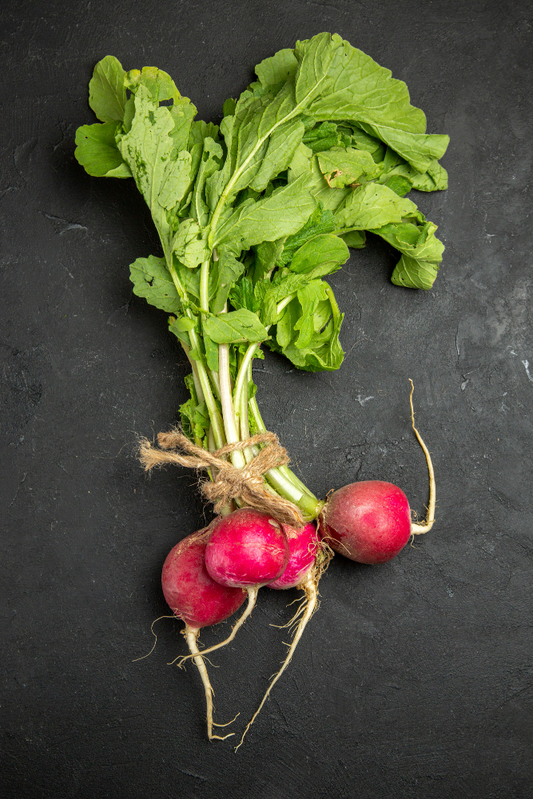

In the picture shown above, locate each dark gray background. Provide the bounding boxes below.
[1,1,532,797]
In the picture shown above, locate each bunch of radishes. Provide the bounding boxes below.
[162,399,435,747]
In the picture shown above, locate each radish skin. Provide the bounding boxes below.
[268,522,319,590]
[205,508,290,588]
[321,480,411,564]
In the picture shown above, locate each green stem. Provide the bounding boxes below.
[248,394,322,520]
[218,343,246,468]
[233,342,261,416]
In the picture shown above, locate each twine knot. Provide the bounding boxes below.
[138,429,304,528]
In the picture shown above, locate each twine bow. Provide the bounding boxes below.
[138,429,304,528]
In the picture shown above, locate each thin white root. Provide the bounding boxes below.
[177,587,259,667]
[184,626,236,741]
[131,615,176,662]
[408,379,436,535]
[235,571,318,752]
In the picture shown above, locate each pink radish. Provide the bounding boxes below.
[267,521,319,590]
[161,528,245,740]
[321,381,436,565]
[177,508,290,670]
[205,507,290,589]
[321,480,412,564]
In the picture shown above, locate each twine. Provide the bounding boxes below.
[138,429,304,528]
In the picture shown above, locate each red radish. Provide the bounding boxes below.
[161,528,245,740]
[177,508,290,670]
[162,528,245,628]
[321,381,436,565]
[321,480,412,564]
[205,507,289,588]
[268,522,319,590]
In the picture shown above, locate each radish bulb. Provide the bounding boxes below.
[161,528,246,740]
[178,508,290,670]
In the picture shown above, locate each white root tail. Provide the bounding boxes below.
[408,379,436,535]
[235,570,319,752]
[184,626,237,741]
[177,587,259,668]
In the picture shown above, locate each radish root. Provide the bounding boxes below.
[408,379,436,535]
[177,587,259,668]
[132,615,176,662]
[184,626,237,741]
[235,550,331,751]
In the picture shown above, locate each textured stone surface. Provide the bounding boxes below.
[1,1,532,797]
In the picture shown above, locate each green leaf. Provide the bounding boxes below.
[255,48,298,88]
[168,314,197,348]
[172,219,209,268]
[192,137,224,225]
[340,230,366,248]
[382,174,413,197]
[248,119,305,192]
[118,86,176,221]
[203,334,219,372]
[289,233,349,274]
[375,220,444,289]
[203,309,269,344]
[129,255,181,312]
[358,122,449,173]
[334,182,423,232]
[252,239,285,282]
[272,280,344,371]
[259,256,348,326]
[179,374,210,444]
[317,146,382,187]
[89,56,127,123]
[289,145,351,212]
[393,160,449,192]
[74,122,131,178]
[157,150,193,211]
[124,66,180,104]
[302,121,348,153]
[209,251,246,314]
[304,35,427,133]
[294,32,340,105]
[213,173,317,254]
[279,203,336,266]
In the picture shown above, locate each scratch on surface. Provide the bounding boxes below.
[40,211,88,235]
[522,359,533,382]
[9,472,27,508]
[176,767,208,782]
[356,394,374,406]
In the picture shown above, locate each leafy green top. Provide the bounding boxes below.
[75,33,448,447]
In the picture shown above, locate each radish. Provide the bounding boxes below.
[161,528,246,740]
[203,507,290,639]
[205,507,290,589]
[321,480,412,563]
[321,381,436,564]
[177,507,291,669]
[267,522,319,590]
[76,36,449,744]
